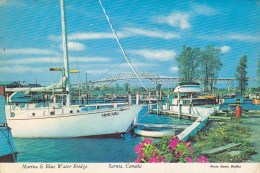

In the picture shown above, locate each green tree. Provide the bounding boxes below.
[257,56,260,80]
[176,46,201,82]
[235,55,248,94]
[200,45,222,93]
[123,83,129,92]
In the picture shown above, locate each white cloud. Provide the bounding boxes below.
[50,27,180,41]
[128,49,176,61]
[155,12,191,30]
[227,34,260,42]
[197,33,260,43]
[70,56,110,63]
[1,48,54,55]
[121,27,180,39]
[121,62,156,67]
[1,65,45,73]
[4,56,110,65]
[4,57,62,65]
[68,32,115,40]
[170,66,179,73]
[67,42,86,51]
[85,69,110,74]
[191,4,217,16]
[220,46,231,53]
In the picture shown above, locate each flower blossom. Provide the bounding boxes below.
[134,158,142,163]
[135,142,144,154]
[185,157,193,163]
[143,138,153,144]
[148,156,159,163]
[169,139,179,152]
[198,156,209,163]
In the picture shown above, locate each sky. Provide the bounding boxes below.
[0,0,260,87]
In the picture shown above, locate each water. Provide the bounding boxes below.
[14,108,191,162]
[219,100,260,111]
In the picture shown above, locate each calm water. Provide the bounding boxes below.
[14,107,191,162]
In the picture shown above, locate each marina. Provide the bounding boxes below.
[0,0,260,165]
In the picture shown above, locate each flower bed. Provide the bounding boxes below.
[134,135,208,163]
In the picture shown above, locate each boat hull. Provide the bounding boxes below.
[0,126,17,162]
[6,105,143,138]
[134,128,175,138]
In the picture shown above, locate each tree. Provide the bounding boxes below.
[176,46,201,82]
[199,45,222,93]
[235,55,248,94]
[123,83,129,92]
[257,56,260,80]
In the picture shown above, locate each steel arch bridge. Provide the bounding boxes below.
[90,72,259,90]
[91,72,180,86]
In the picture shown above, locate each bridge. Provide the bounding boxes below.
[90,72,259,89]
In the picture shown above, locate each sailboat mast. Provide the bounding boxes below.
[60,0,71,106]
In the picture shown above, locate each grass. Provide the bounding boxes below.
[192,118,256,162]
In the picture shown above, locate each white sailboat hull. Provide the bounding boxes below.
[6,105,143,138]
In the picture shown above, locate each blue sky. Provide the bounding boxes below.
[0,0,259,87]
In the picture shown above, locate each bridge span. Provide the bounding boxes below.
[89,72,259,89]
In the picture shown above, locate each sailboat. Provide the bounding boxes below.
[0,95,17,162]
[4,0,143,138]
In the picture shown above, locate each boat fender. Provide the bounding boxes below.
[70,110,73,113]
[50,111,55,115]
[32,113,35,116]
[11,112,15,117]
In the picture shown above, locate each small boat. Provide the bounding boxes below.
[0,95,17,162]
[134,128,175,138]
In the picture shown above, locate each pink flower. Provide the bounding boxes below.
[138,151,144,158]
[135,142,144,153]
[185,157,193,163]
[169,139,179,152]
[148,156,159,163]
[198,156,209,163]
[134,158,142,163]
[143,138,153,144]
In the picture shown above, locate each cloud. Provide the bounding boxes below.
[4,56,110,65]
[67,42,86,51]
[227,34,260,42]
[4,57,62,65]
[191,4,217,16]
[120,62,156,67]
[121,27,180,39]
[1,48,55,55]
[50,27,180,41]
[68,32,115,40]
[85,69,110,74]
[197,33,260,43]
[169,66,179,73]
[220,46,231,53]
[1,65,45,73]
[70,56,110,63]
[128,49,176,61]
[155,12,191,30]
